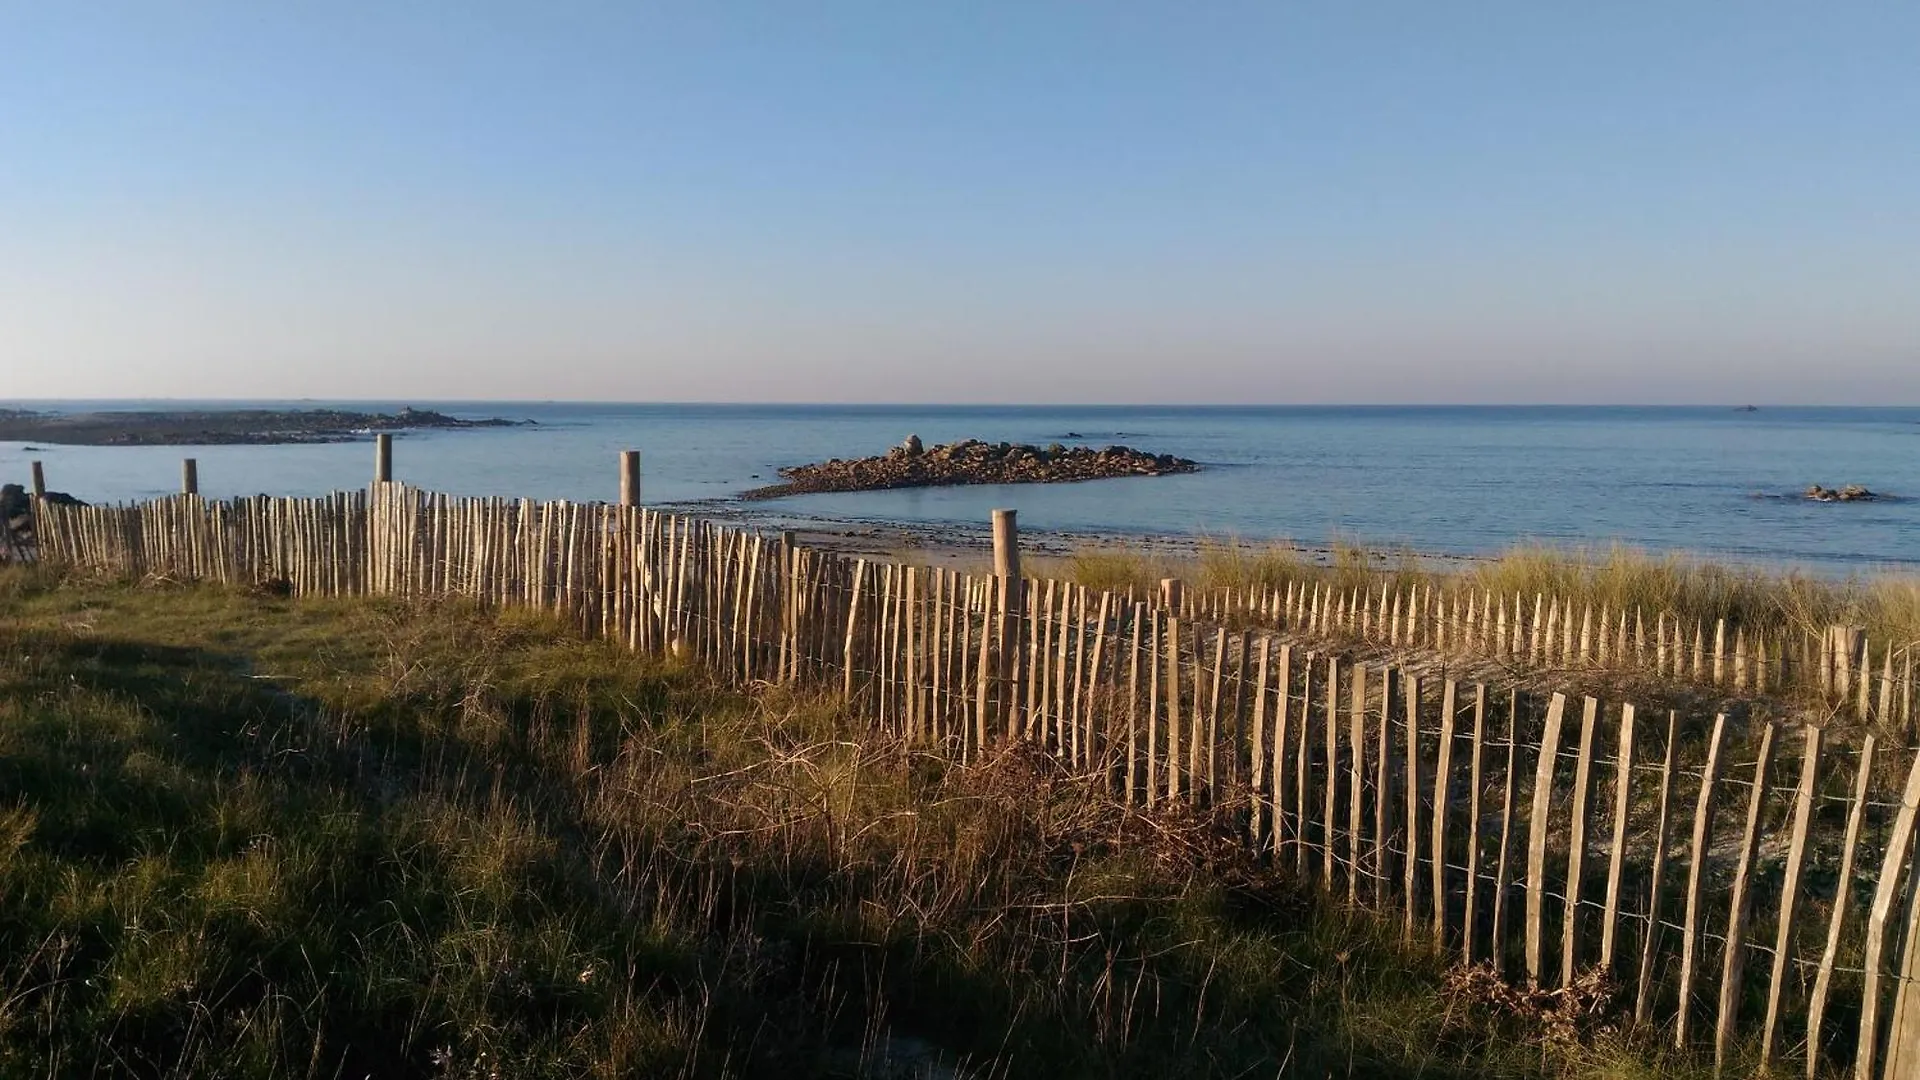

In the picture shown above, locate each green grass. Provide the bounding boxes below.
[0,566,1720,1078]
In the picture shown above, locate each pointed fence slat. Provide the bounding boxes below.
[1636,712,1681,1028]
[1677,715,1730,1049]
[1432,679,1458,943]
[1716,721,1777,1070]
[1600,703,1637,971]
[1563,696,1600,983]
[1761,725,1820,1069]
[1526,692,1569,985]
[1855,746,1920,1080]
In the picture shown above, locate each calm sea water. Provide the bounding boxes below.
[4,402,1917,573]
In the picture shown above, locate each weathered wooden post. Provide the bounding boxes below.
[1889,888,1920,1080]
[992,510,1022,739]
[991,510,1020,582]
[374,433,393,484]
[181,458,198,495]
[619,450,641,507]
[29,460,46,500]
[779,530,797,680]
[1832,625,1864,702]
[1158,577,1184,612]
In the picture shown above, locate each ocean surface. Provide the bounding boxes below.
[4,402,1917,573]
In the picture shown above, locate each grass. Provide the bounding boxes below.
[1059,539,1920,658]
[0,565,1724,1078]
[1050,538,1407,601]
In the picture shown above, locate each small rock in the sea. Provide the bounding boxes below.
[1805,484,1880,502]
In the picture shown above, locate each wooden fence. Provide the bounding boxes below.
[23,481,1920,1079]
[1165,579,1917,726]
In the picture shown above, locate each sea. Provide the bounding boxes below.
[4,402,1917,574]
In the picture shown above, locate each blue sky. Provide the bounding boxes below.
[3,2,1915,403]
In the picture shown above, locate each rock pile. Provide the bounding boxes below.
[1805,484,1880,503]
[743,437,1199,499]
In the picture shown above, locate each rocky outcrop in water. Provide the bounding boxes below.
[1805,484,1880,503]
[742,437,1199,499]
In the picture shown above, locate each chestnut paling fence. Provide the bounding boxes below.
[26,483,1920,1080]
[1149,578,1915,727]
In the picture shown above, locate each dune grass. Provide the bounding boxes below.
[0,566,1724,1078]
[1059,538,1920,659]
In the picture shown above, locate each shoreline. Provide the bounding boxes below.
[668,499,1514,575]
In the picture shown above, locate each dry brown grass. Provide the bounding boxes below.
[1064,539,1920,664]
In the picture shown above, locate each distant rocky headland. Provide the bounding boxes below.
[0,406,530,446]
[742,436,1199,500]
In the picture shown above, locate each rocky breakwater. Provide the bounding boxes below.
[742,436,1199,499]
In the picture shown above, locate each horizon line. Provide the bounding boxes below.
[5,398,1914,410]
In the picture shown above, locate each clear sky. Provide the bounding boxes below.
[3,2,1916,404]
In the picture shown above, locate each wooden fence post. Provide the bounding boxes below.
[1526,693,1569,985]
[1761,725,1820,1068]
[1676,714,1730,1049]
[1833,626,1864,702]
[1159,577,1184,612]
[1600,703,1637,971]
[990,509,1019,582]
[1404,673,1423,938]
[1808,735,1876,1076]
[1634,712,1680,1028]
[992,510,1022,740]
[842,559,866,704]
[181,458,198,495]
[619,450,641,506]
[30,460,45,499]
[1715,721,1777,1070]
[1462,684,1487,963]
[1432,679,1457,944]
[1491,688,1520,977]
[1249,636,1270,841]
[1562,696,1600,983]
[374,433,393,484]
[1856,745,1920,1080]
[1886,851,1920,1079]
[1350,666,1370,908]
